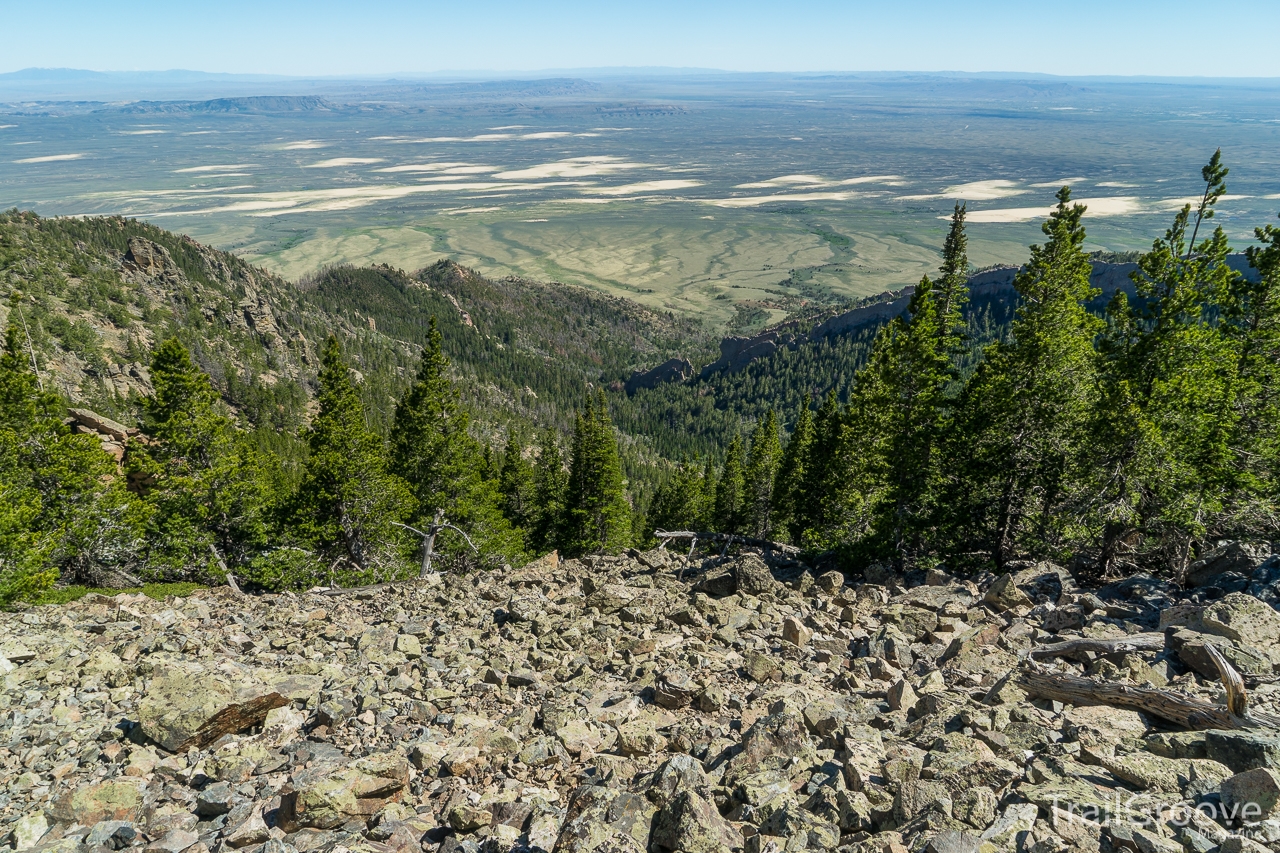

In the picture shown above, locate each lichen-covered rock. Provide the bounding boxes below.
[137,666,288,751]
[649,790,743,853]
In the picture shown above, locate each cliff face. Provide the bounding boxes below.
[6,542,1280,853]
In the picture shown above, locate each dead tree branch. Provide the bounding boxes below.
[1019,641,1280,730]
[654,530,800,557]
[393,510,478,578]
[1028,633,1166,662]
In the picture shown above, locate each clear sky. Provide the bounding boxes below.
[5,0,1280,78]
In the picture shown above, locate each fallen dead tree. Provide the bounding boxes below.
[1020,642,1280,730]
[1028,632,1167,662]
[654,529,800,557]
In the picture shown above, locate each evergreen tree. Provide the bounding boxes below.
[292,336,413,581]
[744,410,782,538]
[134,338,274,579]
[529,430,568,552]
[945,187,1100,568]
[0,322,142,601]
[936,202,970,359]
[388,318,522,567]
[498,432,537,532]
[1088,152,1244,573]
[772,400,814,543]
[562,390,631,555]
[650,458,708,534]
[713,434,746,534]
[795,390,843,546]
[698,457,718,530]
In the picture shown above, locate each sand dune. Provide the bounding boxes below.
[589,179,703,195]
[173,164,257,173]
[303,158,385,168]
[495,157,649,180]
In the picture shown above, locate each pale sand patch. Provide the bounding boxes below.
[898,180,1028,202]
[118,130,166,135]
[1266,193,1280,199]
[1154,194,1251,210]
[1097,182,1140,188]
[14,153,85,163]
[143,181,586,217]
[963,196,1142,223]
[708,191,868,208]
[413,133,514,142]
[441,207,502,215]
[490,125,530,130]
[182,131,218,136]
[0,124,16,129]
[519,131,573,139]
[522,218,549,222]
[839,175,903,185]
[173,164,258,173]
[589,179,702,196]
[1030,178,1085,187]
[374,163,491,173]
[495,157,648,180]
[280,140,327,150]
[303,158,385,168]
[736,174,828,188]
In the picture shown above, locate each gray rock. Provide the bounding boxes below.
[1208,730,1280,773]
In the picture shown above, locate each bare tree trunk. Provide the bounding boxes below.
[421,508,445,578]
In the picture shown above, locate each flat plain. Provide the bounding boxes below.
[3,73,1278,328]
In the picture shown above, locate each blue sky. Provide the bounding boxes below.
[5,0,1280,78]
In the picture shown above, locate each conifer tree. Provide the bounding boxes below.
[698,457,718,530]
[936,202,970,357]
[529,430,568,552]
[772,400,814,543]
[389,318,522,566]
[1088,152,1245,573]
[0,322,142,601]
[795,391,842,545]
[945,187,1100,568]
[649,458,707,534]
[293,336,412,580]
[135,338,273,578]
[744,410,782,538]
[498,432,537,532]
[713,434,746,534]
[562,390,631,554]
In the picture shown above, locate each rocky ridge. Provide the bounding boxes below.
[8,547,1280,853]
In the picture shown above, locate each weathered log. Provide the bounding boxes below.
[1019,641,1280,730]
[654,530,800,556]
[1028,633,1166,661]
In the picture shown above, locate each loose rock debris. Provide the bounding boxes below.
[9,548,1280,852]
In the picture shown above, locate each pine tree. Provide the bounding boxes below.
[772,399,814,543]
[650,457,708,534]
[530,430,568,552]
[945,187,1100,568]
[0,322,142,601]
[293,336,413,582]
[744,410,782,538]
[713,434,746,534]
[795,390,842,546]
[134,338,274,579]
[1088,152,1244,573]
[498,432,537,532]
[936,202,970,359]
[562,390,631,555]
[388,318,522,567]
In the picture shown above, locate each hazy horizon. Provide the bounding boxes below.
[8,0,1280,79]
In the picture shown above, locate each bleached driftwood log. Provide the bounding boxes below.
[1020,641,1280,730]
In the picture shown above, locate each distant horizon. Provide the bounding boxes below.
[8,0,1280,79]
[6,66,1280,84]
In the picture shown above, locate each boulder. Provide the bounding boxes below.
[1185,541,1269,587]
[982,574,1031,611]
[732,554,777,596]
[49,778,148,826]
[554,785,655,853]
[649,790,743,853]
[278,752,411,830]
[1202,593,1280,666]
[1220,768,1280,820]
[137,667,288,751]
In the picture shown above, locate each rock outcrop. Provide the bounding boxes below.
[7,548,1280,853]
